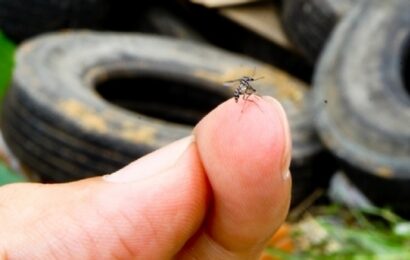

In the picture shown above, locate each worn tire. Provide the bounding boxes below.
[281,0,359,63]
[314,0,410,214]
[2,31,321,205]
[0,0,108,41]
[138,7,204,42]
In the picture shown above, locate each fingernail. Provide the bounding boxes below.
[103,136,194,183]
[263,96,292,173]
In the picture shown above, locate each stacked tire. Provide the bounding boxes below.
[282,0,361,63]
[1,32,321,206]
[312,0,410,214]
[0,0,109,41]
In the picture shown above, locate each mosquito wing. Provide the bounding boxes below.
[224,78,243,84]
[223,79,241,88]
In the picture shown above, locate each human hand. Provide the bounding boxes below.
[0,96,291,259]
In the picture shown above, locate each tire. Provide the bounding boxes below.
[314,0,410,215]
[2,31,321,205]
[0,0,109,41]
[138,7,205,42]
[281,0,360,63]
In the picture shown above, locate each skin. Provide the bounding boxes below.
[0,96,292,259]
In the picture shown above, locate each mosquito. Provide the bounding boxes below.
[224,73,263,112]
[224,74,264,112]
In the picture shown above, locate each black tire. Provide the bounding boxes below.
[138,7,205,42]
[314,0,410,215]
[0,0,109,41]
[2,31,321,205]
[281,0,359,63]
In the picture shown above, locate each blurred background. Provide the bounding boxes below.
[0,0,409,258]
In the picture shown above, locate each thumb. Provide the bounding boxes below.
[0,136,209,259]
[178,96,292,259]
[0,96,291,259]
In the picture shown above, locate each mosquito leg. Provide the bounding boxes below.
[242,94,263,113]
[241,96,248,113]
[252,93,261,100]
[240,93,250,112]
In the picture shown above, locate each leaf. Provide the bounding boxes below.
[265,206,410,259]
[0,31,15,101]
[0,162,26,185]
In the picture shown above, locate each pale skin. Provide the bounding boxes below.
[0,96,292,259]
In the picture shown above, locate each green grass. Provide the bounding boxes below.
[0,31,25,185]
[266,205,410,259]
[0,31,15,101]
[0,163,26,185]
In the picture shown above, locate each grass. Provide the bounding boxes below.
[0,31,25,185]
[0,31,15,101]
[265,205,410,259]
[0,162,26,185]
